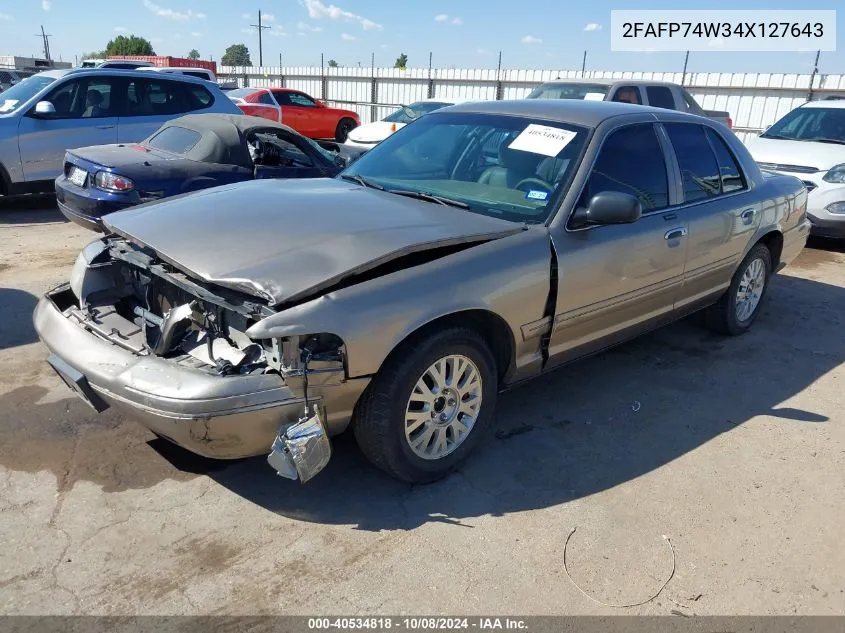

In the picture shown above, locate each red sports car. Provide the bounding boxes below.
[227,87,360,141]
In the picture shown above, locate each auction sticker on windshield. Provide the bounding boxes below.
[509,124,577,157]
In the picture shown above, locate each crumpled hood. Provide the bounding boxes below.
[103,178,522,306]
[745,136,845,171]
[346,121,406,143]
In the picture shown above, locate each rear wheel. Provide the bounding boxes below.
[353,327,498,483]
[705,243,772,335]
[335,118,357,142]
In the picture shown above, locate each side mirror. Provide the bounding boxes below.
[334,154,348,168]
[315,100,326,108]
[582,191,642,225]
[32,100,56,117]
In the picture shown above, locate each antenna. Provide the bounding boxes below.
[250,10,271,67]
[36,25,53,61]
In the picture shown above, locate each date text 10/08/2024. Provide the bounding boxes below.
[308,618,528,630]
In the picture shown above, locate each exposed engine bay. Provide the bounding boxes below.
[67,237,346,386]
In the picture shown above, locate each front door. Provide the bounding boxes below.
[280,91,321,138]
[547,122,688,365]
[17,76,120,182]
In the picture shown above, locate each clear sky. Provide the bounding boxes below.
[0,0,841,73]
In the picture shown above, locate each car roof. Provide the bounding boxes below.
[535,78,682,89]
[442,98,679,126]
[56,67,216,85]
[802,99,845,109]
[149,113,303,169]
[140,66,215,74]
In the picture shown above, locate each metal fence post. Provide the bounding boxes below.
[370,52,378,123]
[808,50,821,101]
[495,52,503,100]
[427,52,434,98]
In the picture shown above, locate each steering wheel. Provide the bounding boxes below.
[515,177,553,193]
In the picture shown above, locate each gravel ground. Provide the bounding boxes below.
[1,196,844,616]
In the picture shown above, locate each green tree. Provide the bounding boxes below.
[187,49,200,60]
[221,43,252,66]
[104,35,155,56]
[327,59,339,67]
[80,50,107,61]
[394,53,408,69]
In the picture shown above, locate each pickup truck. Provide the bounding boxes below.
[527,79,733,129]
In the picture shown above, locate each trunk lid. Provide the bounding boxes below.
[104,178,523,306]
[68,143,178,170]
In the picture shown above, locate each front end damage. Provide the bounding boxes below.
[35,237,367,483]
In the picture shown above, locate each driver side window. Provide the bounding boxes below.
[43,78,117,119]
[576,124,669,217]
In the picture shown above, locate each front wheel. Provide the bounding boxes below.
[335,118,357,142]
[353,327,498,483]
[705,243,772,335]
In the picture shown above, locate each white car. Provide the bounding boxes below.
[745,99,845,238]
[344,99,459,153]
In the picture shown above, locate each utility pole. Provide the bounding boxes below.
[581,50,587,77]
[36,25,53,61]
[808,50,821,101]
[250,10,271,66]
[681,51,690,86]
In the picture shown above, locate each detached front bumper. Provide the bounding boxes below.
[33,285,366,465]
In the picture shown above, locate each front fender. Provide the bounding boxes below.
[247,227,552,381]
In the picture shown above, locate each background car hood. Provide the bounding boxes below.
[745,136,845,171]
[346,121,406,143]
[103,178,522,306]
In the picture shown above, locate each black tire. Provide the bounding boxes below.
[705,243,772,335]
[335,118,357,142]
[353,327,498,483]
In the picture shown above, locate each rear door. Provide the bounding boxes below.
[546,122,688,365]
[117,77,215,143]
[17,75,121,182]
[660,121,757,309]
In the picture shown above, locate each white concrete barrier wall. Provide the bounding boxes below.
[219,67,845,143]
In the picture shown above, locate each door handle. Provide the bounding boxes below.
[664,227,688,240]
[95,125,115,130]
[740,208,756,224]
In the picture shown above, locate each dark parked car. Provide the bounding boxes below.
[56,113,347,231]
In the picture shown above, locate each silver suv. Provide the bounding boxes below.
[0,68,242,195]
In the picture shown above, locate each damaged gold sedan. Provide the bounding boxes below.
[35,100,810,483]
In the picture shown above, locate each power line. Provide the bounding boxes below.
[249,10,271,67]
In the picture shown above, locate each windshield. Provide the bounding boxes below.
[0,75,56,114]
[226,88,257,100]
[341,111,589,224]
[384,101,452,124]
[761,107,845,143]
[526,83,610,101]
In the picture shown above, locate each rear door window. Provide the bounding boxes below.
[578,123,669,214]
[664,123,721,202]
[127,78,213,116]
[646,86,677,110]
[146,126,203,154]
[257,91,276,106]
[704,128,746,193]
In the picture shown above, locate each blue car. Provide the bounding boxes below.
[55,113,347,231]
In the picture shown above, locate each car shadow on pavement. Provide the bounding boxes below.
[202,272,844,530]
[0,194,65,225]
[0,288,39,350]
